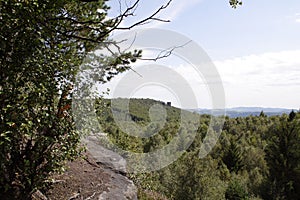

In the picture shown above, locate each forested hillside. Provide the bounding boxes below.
[96,98,300,200]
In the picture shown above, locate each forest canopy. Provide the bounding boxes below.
[97,98,300,200]
[0,0,252,199]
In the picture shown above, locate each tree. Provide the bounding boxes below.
[0,0,243,199]
[222,141,244,173]
[288,110,296,122]
[225,179,249,200]
[169,153,226,200]
[0,0,173,199]
[259,111,266,118]
[264,115,300,200]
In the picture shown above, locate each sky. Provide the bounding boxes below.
[97,0,300,109]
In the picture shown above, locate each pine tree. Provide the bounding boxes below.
[264,115,300,199]
[288,110,296,122]
[223,142,244,173]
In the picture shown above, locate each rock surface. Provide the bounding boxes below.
[98,172,137,200]
[82,133,127,174]
[82,133,137,200]
[46,133,137,200]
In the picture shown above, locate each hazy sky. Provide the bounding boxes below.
[99,0,300,109]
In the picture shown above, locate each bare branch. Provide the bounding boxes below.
[139,40,192,62]
[94,0,172,40]
[115,0,172,30]
[123,33,137,52]
[118,0,122,14]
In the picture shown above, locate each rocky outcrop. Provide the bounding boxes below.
[98,171,137,200]
[82,133,127,174]
[82,133,137,200]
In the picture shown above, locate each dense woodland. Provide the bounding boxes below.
[96,98,300,200]
[1,0,297,199]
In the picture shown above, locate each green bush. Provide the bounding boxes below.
[225,180,249,200]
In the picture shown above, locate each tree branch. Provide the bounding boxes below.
[139,40,192,62]
[114,0,172,30]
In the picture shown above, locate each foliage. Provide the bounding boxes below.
[223,141,244,173]
[96,98,300,200]
[230,0,243,8]
[0,0,246,198]
[263,113,300,200]
[0,0,168,199]
[96,98,185,153]
[225,179,249,200]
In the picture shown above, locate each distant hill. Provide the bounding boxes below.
[101,98,297,118]
[100,98,184,123]
[96,97,201,156]
[191,107,297,118]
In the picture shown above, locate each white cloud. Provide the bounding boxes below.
[213,50,300,108]
[214,50,300,83]
[291,13,300,23]
[295,13,300,23]
[95,40,300,109]
[98,63,213,109]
